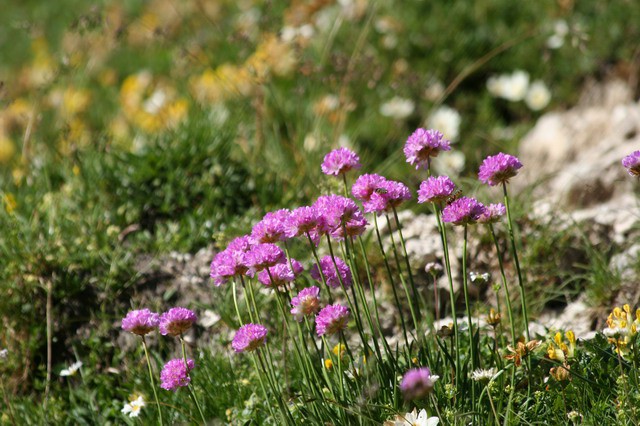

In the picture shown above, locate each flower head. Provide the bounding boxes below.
[404,128,451,170]
[477,203,506,224]
[316,304,350,336]
[210,236,252,286]
[471,368,497,383]
[321,147,361,176]
[232,323,268,353]
[504,340,541,367]
[417,176,456,204]
[121,395,145,418]
[310,255,353,289]
[384,408,440,426]
[159,307,197,336]
[257,259,304,287]
[428,105,461,142]
[603,304,640,358]
[547,330,576,363]
[121,309,160,336]
[478,153,523,186]
[160,358,195,391]
[400,367,440,400]
[622,151,640,177]
[290,286,321,321]
[441,196,487,226]
[351,174,387,203]
[60,361,83,377]
[244,243,286,274]
[288,205,327,239]
[251,209,293,243]
[313,195,367,240]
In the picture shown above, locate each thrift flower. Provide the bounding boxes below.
[232,324,268,353]
[160,358,195,391]
[321,147,361,176]
[417,176,456,204]
[210,235,252,286]
[404,128,451,169]
[244,243,286,274]
[316,304,350,336]
[250,209,293,243]
[60,361,83,377]
[441,196,487,225]
[314,195,368,240]
[478,203,506,224]
[288,205,327,238]
[257,259,304,287]
[121,309,160,336]
[121,395,145,418]
[622,151,640,177]
[478,153,523,186]
[159,307,197,336]
[400,367,440,400]
[368,179,412,213]
[310,255,353,289]
[352,174,387,203]
[290,286,321,321]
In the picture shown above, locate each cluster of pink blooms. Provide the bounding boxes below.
[351,174,412,214]
[290,286,321,321]
[310,255,352,289]
[232,323,269,353]
[622,150,640,177]
[121,307,197,391]
[400,367,440,400]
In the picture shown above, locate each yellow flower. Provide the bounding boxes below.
[3,193,17,214]
[0,136,16,164]
[546,330,576,363]
[603,304,640,358]
[324,359,333,370]
[332,343,346,358]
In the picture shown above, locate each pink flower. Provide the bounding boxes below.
[400,367,439,400]
[442,196,487,226]
[313,195,368,240]
[210,236,252,286]
[257,259,304,287]
[478,152,523,186]
[321,147,362,176]
[251,209,293,244]
[417,176,456,204]
[160,358,195,391]
[404,128,451,170]
[232,324,268,353]
[290,286,321,321]
[121,309,159,336]
[159,307,197,336]
[310,255,352,289]
[244,243,286,274]
[622,151,640,177]
[477,203,506,224]
[316,304,350,336]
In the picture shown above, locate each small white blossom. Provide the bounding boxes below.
[122,395,145,418]
[0,349,8,360]
[487,70,530,102]
[469,272,490,285]
[525,81,551,111]
[380,97,415,119]
[546,20,569,49]
[471,368,497,382]
[433,151,465,176]
[60,361,83,377]
[384,408,440,426]
[427,106,461,142]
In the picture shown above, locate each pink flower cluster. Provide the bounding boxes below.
[321,147,361,176]
[232,323,268,353]
[310,255,352,289]
[478,152,523,186]
[290,286,321,321]
[316,304,350,336]
[404,128,451,169]
[159,307,197,337]
[352,174,411,214]
[400,367,439,400]
[160,358,195,391]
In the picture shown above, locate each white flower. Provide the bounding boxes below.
[385,408,440,426]
[546,20,569,49]
[433,151,465,176]
[487,70,530,102]
[471,368,497,382]
[60,361,83,377]
[142,89,167,115]
[380,97,415,119]
[524,81,551,111]
[469,272,490,285]
[427,106,461,142]
[122,395,145,418]
[0,349,8,360]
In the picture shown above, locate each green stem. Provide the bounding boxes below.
[462,225,477,417]
[141,336,164,426]
[392,206,422,320]
[489,223,516,345]
[502,183,529,341]
[180,337,206,425]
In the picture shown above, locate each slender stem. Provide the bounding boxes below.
[462,224,477,417]
[503,183,530,341]
[373,214,410,347]
[180,337,206,424]
[489,224,516,345]
[0,379,16,425]
[392,206,422,320]
[142,336,164,426]
[231,280,245,326]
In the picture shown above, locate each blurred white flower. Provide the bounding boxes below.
[142,89,167,115]
[380,97,414,119]
[122,395,145,418]
[546,20,569,49]
[337,134,352,149]
[424,80,445,101]
[199,309,221,328]
[280,25,314,42]
[60,361,83,377]
[487,70,530,102]
[428,105,461,142]
[433,151,465,176]
[469,272,490,285]
[0,349,7,360]
[384,408,439,426]
[304,134,319,152]
[471,368,497,382]
[525,80,551,111]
